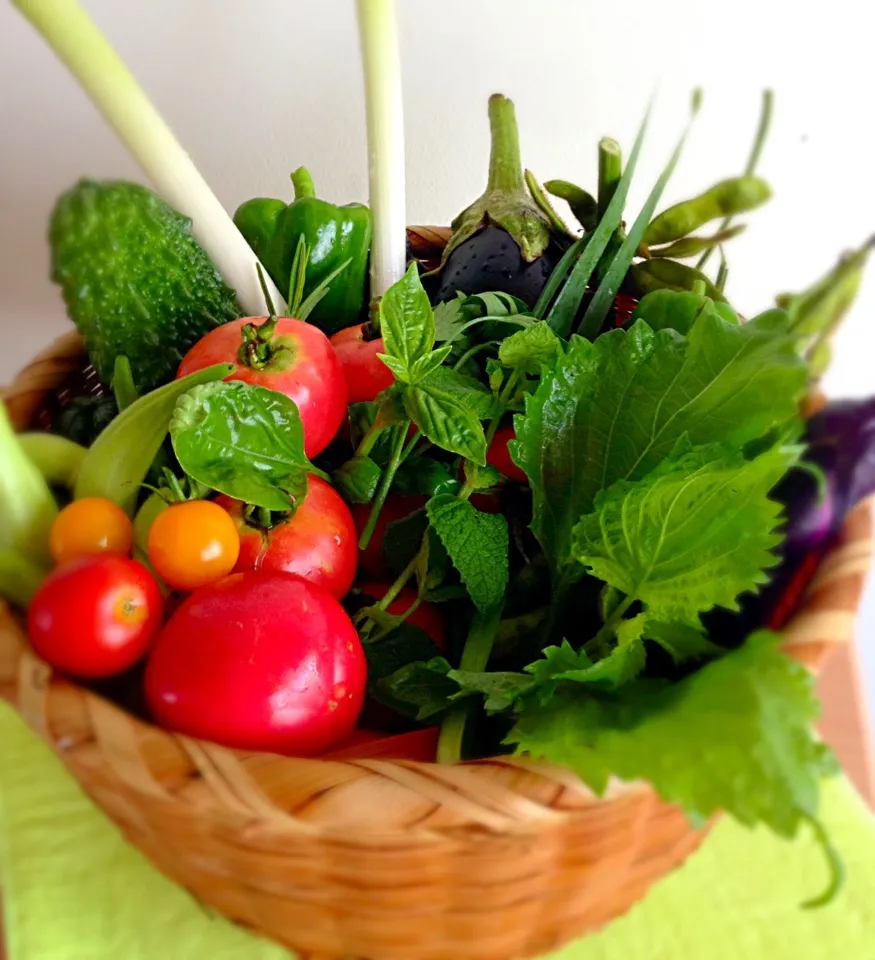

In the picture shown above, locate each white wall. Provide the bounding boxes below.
[1,0,873,717]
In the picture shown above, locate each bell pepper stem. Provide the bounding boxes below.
[486,94,525,194]
[291,167,316,200]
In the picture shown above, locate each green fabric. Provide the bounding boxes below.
[1,700,874,960]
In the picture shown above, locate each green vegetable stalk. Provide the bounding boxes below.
[234,168,373,334]
[17,433,87,491]
[0,403,58,571]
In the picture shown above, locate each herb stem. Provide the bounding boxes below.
[485,370,522,449]
[358,423,407,550]
[698,90,773,270]
[585,594,634,653]
[437,603,503,765]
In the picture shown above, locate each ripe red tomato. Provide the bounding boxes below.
[218,476,357,599]
[330,323,394,404]
[486,424,528,484]
[356,581,445,650]
[147,499,240,592]
[144,572,366,755]
[350,495,427,580]
[176,316,347,458]
[28,556,163,679]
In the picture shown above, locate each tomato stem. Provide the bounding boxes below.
[358,423,408,550]
[437,603,503,764]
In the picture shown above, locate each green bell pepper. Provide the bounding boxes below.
[234,168,372,334]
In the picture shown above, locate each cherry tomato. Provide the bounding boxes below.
[486,424,528,484]
[147,500,240,592]
[49,497,134,566]
[330,323,395,404]
[144,571,366,754]
[28,555,163,679]
[356,581,445,650]
[350,495,427,580]
[177,316,347,458]
[219,476,357,599]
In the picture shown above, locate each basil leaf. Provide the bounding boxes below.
[378,264,435,381]
[427,494,509,611]
[498,323,562,374]
[403,382,488,464]
[333,455,382,504]
[170,381,314,511]
[410,345,453,383]
[420,366,500,420]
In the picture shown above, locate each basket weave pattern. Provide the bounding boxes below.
[0,228,871,960]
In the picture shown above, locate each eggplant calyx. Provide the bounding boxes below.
[440,94,553,267]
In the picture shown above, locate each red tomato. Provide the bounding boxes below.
[176,316,347,458]
[218,476,357,599]
[486,424,528,484]
[356,582,445,650]
[323,727,439,761]
[330,323,395,404]
[144,572,366,754]
[350,495,427,580]
[28,556,163,679]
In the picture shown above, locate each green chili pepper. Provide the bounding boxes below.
[544,179,598,232]
[644,224,746,260]
[234,168,372,334]
[644,176,771,246]
[631,258,727,302]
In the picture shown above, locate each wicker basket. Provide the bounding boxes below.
[0,227,872,960]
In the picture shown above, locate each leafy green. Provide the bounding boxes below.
[629,289,739,335]
[375,657,457,721]
[427,494,509,611]
[378,264,436,382]
[508,631,837,838]
[393,458,459,498]
[420,367,500,419]
[573,443,796,624]
[513,311,807,582]
[645,621,725,664]
[170,381,317,511]
[498,323,562,374]
[404,382,488,464]
[363,624,443,686]
[333,455,381,504]
[433,291,532,345]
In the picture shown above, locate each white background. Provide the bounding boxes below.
[1,0,873,721]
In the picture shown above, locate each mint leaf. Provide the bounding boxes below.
[498,323,562,374]
[629,289,739,335]
[514,311,807,581]
[393,458,459,498]
[375,656,456,721]
[420,366,500,419]
[450,670,534,713]
[332,455,382,504]
[404,382,488,464]
[508,631,837,837]
[170,381,314,512]
[574,443,796,624]
[378,264,435,381]
[463,461,503,492]
[426,494,508,611]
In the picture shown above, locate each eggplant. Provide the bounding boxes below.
[435,95,568,308]
[705,397,875,644]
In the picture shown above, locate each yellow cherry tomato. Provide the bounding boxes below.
[146,500,240,592]
[50,497,134,566]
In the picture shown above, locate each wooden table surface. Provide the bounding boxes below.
[1,643,873,959]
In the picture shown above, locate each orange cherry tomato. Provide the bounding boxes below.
[50,497,134,566]
[147,500,240,592]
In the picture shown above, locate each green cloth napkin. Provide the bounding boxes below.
[2,700,874,960]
